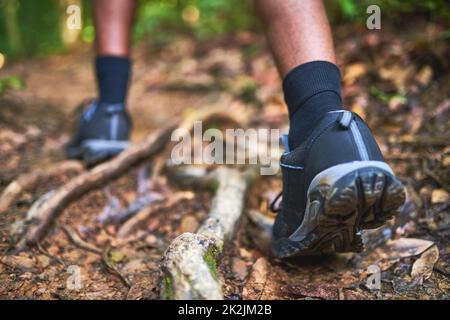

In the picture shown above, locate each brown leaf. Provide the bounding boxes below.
[343,63,367,85]
[385,238,434,258]
[178,215,199,234]
[411,245,439,281]
[431,189,449,204]
[416,66,433,86]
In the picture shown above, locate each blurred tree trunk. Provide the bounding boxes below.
[4,0,23,55]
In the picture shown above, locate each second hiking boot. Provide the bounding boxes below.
[272,110,405,258]
[65,101,131,166]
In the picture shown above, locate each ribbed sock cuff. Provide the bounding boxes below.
[96,56,131,104]
[283,60,342,118]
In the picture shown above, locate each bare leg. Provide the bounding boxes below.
[94,0,136,57]
[255,0,336,77]
[256,0,342,150]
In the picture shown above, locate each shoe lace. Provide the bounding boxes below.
[270,191,283,214]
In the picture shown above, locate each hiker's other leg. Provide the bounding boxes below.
[94,0,136,57]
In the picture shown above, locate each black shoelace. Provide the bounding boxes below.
[270,191,283,214]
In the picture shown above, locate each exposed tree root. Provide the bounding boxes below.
[117,191,194,239]
[0,161,84,214]
[102,245,132,288]
[16,108,244,251]
[16,124,177,251]
[60,224,102,254]
[160,167,256,300]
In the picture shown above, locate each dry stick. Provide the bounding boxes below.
[16,108,243,251]
[0,161,84,214]
[102,245,131,288]
[16,123,177,251]
[160,167,257,300]
[422,161,450,193]
[59,224,102,254]
[117,191,194,239]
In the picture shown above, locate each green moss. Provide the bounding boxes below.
[163,275,174,300]
[203,246,219,279]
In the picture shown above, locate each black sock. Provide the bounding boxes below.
[283,60,343,149]
[95,56,131,105]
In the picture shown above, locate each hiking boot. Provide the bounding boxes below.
[271,110,405,257]
[65,101,131,166]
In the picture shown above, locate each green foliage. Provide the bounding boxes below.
[162,275,174,299]
[327,0,450,22]
[203,245,218,279]
[0,76,25,94]
[0,0,63,58]
[133,0,256,44]
[0,0,449,60]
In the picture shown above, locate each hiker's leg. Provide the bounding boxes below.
[256,0,406,258]
[94,0,136,57]
[66,0,135,165]
[94,0,136,104]
[255,0,342,149]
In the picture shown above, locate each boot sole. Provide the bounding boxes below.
[272,161,406,258]
[66,139,129,167]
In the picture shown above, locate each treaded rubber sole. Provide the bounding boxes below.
[272,165,405,258]
[66,140,129,167]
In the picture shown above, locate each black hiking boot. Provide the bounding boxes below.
[271,110,406,258]
[65,101,131,166]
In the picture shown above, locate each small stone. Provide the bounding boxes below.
[231,258,248,281]
[178,215,199,233]
[431,189,449,204]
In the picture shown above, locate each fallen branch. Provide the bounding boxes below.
[160,167,256,300]
[16,123,177,251]
[16,108,243,251]
[60,224,102,254]
[117,191,194,239]
[0,161,83,214]
[102,245,131,288]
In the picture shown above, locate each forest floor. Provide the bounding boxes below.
[0,20,449,300]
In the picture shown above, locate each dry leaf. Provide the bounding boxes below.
[416,66,433,86]
[343,63,367,85]
[385,238,434,258]
[411,245,439,281]
[431,189,449,204]
[178,215,199,233]
[109,250,125,263]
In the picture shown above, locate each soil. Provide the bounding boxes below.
[0,21,449,300]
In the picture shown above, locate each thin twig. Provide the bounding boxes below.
[101,245,131,288]
[59,224,102,254]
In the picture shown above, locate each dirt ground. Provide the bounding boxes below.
[0,20,449,300]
